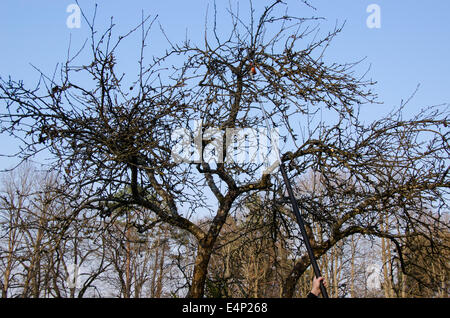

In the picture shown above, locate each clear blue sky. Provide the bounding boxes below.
[1,0,449,170]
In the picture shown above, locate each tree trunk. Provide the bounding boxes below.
[156,229,168,297]
[282,255,309,298]
[124,226,132,298]
[187,243,213,298]
[350,236,356,298]
[186,200,234,298]
[150,233,160,297]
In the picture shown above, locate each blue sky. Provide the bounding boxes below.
[0,0,449,170]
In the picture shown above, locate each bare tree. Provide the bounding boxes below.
[0,163,112,298]
[0,1,448,298]
[0,163,35,297]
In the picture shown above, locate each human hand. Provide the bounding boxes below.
[311,276,327,296]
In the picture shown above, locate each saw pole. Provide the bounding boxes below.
[278,162,329,298]
[257,99,328,297]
